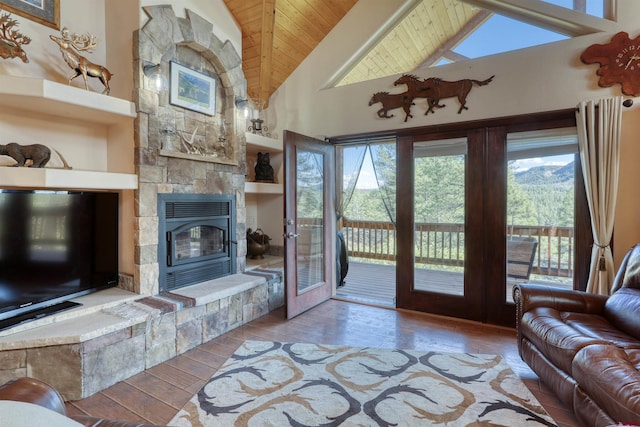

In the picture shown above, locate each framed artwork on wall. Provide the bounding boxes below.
[0,0,59,29]
[170,62,216,116]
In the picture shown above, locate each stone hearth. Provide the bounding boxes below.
[0,269,283,400]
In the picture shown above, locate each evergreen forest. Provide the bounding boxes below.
[343,156,575,229]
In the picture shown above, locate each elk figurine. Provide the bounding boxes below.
[0,11,30,63]
[49,27,112,95]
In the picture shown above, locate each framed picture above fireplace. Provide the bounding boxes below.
[169,61,217,116]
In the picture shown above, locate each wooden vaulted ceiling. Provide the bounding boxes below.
[222,0,491,104]
[222,0,359,104]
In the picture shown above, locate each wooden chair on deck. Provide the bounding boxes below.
[507,236,538,284]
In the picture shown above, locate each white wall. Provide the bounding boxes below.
[268,0,640,266]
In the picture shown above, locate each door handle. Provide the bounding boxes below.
[284,232,300,239]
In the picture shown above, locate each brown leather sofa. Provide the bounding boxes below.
[0,377,162,427]
[514,244,640,427]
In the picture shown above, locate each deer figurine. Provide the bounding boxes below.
[49,27,112,95]
[0,11,30,63]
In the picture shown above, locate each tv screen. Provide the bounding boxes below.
[0,190,119,328]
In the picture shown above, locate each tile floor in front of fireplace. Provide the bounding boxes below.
[65,299,579,426]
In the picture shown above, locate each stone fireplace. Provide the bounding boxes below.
[133,6,249,296]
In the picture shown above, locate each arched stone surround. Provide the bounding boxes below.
[132,6,249,296]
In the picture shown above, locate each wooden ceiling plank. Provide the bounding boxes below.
[287,0,334,35]
[275,1,325,47]
[273,23,316,54]
[257,0,276,102]
[304,0,345,27]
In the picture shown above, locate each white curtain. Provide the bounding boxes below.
[576,96,624,295]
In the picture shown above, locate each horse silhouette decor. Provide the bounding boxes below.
[394,74,494,115]
[368,91,415,122]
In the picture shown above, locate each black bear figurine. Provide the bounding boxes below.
[255,152,275,182]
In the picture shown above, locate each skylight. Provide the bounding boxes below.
[540,0,605,18]
[453,14,568,59]
[332,0,614,88]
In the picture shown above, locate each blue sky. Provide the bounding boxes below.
[454,15,567,59]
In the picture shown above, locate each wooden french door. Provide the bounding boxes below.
[396,130,486,322]
[283,130,336,319]
[394,111,586,326]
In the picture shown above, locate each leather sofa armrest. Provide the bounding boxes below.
[513,284,609,344]
[513,283,608,314]
[0,378,163,427]
[0,377,67,416]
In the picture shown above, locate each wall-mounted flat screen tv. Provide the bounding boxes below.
[0,190,119,330]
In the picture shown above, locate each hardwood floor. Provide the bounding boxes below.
[65,299,579,426]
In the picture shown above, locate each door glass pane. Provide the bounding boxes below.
[296,149,324,292]
[335,142,397,306]
[506,128,577,301]
[413,138,467,296]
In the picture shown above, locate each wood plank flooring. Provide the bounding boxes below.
[65,299,579,426]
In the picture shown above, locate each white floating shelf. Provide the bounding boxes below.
[0,168,138,191]
[245,132,282,152]
[0,75,136,125]
[245,181,283,194]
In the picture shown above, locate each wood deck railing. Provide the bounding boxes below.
[341,219,574,278]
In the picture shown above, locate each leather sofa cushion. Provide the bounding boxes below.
[562,311,640,348]
[521,307,640,374]
[521,307,611,374]
[572,344,640,423]
[604,288,640,340]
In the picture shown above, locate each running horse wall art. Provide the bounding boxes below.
[368,91,415,122]
[368,74,494,121]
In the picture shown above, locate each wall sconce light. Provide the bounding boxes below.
[247,98,270,137]
[235,98,251,119]
[142,61,165,91]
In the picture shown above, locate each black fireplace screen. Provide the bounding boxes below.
[158,194,236,292]
[170,223,225,266]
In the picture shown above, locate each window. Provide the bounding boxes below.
[505,128,579,301]
[333,0,615,87]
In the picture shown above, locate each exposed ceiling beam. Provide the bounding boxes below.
[416,10,491,69]
[442,50,470,63]
[258,0,276,105]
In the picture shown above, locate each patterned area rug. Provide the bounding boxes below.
[169,340,557,426]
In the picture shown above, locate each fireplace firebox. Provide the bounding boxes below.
[158,194,236,292]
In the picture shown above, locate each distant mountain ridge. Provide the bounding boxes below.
[515,161,574,186]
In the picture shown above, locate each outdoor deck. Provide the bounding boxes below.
[335,261,572,307]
